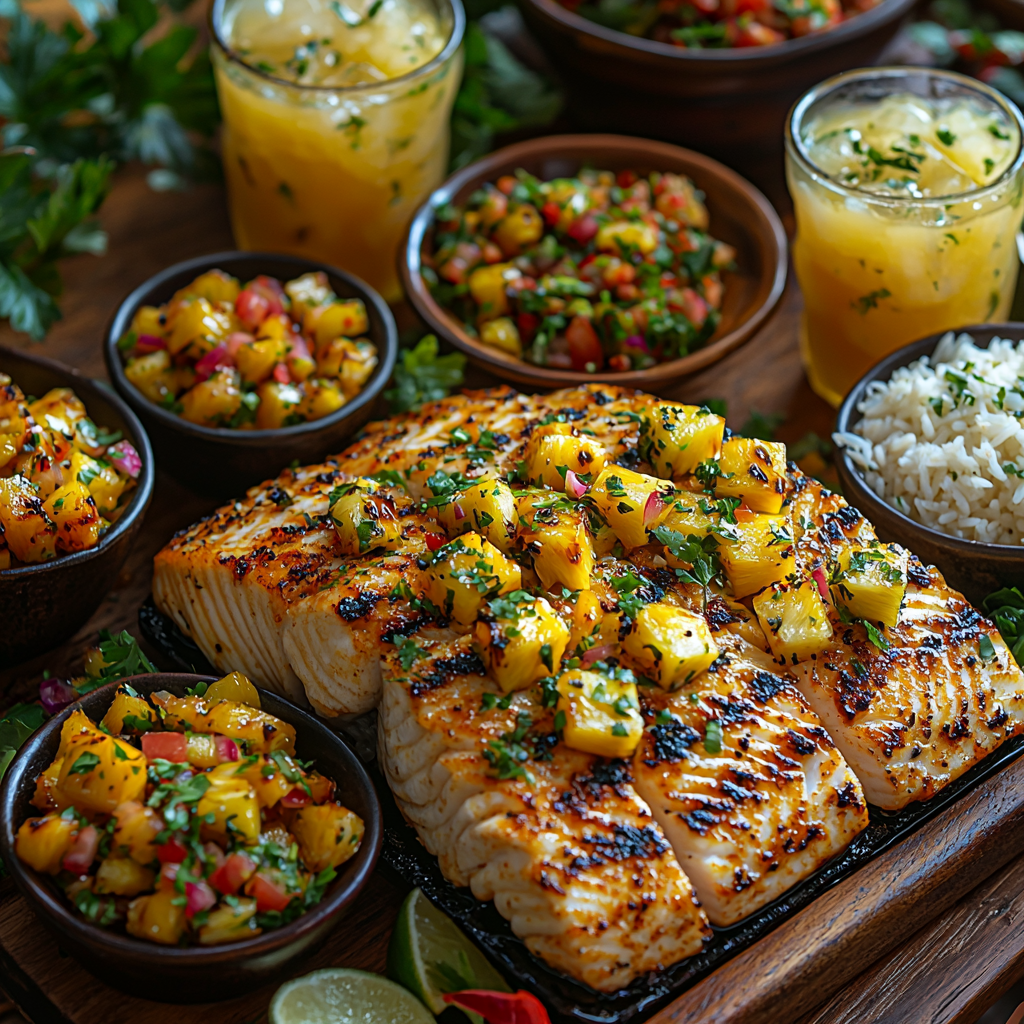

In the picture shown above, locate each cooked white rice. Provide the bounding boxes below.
[833,332,1024,546]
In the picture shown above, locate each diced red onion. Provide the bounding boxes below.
[185,880,217,919]
[643,491,667,527]
[62,825,98,874]
[624,335,650,353]
[135,334,166,353]
[225,331,254,357]
[581,644,616,668]
[812,567,830,604]
[567,214,598,243]
[194,344,232,383]
[203,842,226,872]
[453,503,466,521]
[39,678,77,715]
[214,735,240,763]
[288,335,312,362]
[108,440,142,479]
[564,470,589,499]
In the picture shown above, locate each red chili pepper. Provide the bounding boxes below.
[425,532,447,551]
[442,991,551,1024]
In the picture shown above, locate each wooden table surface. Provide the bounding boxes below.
[1,161,1023,1024]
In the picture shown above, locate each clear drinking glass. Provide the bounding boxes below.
[210,0,465,302]
[786,67,1024,407]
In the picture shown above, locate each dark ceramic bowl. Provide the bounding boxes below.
[104,252,398,497]
[516,0,917,172]
[402,134,787,392]
[0,346,154,666]
[835,324,1024,606]
[0,673,382,1002]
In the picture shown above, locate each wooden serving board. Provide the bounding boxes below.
[4,749,1024,1024]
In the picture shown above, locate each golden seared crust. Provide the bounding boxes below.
[632,632,868,926]
[378,635,711,993]
[790,559,1024,809]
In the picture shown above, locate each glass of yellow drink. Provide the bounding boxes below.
[210,0,464,302]
[786,67,1024,407]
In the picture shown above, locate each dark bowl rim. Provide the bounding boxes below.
[0,344,155,580]
[519,0,917,65]
[400,132,789,387]
[835,321,1024,557]
[104,251,398,446]
[0,673,383,963]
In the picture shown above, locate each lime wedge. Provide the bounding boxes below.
[270,968,435,1024]
[388,887,511,1016]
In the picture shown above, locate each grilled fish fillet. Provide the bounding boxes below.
[378,634,712,992]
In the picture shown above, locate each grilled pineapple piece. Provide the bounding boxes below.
[524,423,608,490]
[196,763,261,843]
[556,667,643,758]
[426,533,521,629]
[516,494,594,592]
[753,579,833,664]
[435,476,517,553]
[641,402,725,478]
[15,812,79,874]
[715,438,787,514]
[0,474,57,563]
[101,685,156,736]
[58,733,147,814]
[589,466,673,549]
[652,493,722,554]
[831,543,909,628]
[329,480,403,556]
[43,478,100,552]
[475,592,569,692]
[621,603,719,689]
[717,512,794,599]
[289,803,365,872]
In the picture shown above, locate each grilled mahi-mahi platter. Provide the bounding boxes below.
[154,385,1024,990]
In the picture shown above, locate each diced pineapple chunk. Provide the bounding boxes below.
[129,305,164,338]
[476,592,570,692]
[124,349,176,405]
[58,732,147,814]
[329,482,403,555]
[753,579,833,664]
[69,450,124,515]
[126,889,187,945]
[479,317,522,357]
[205,671,261,708]
[94,856,155,896]
[166,297,233,356]
[289,803,365,872]
[180,370,245,428]
[100,684,155,735]
[311,299,369,350]
[516,494,594,592]
[173,269,240,306]
[236,338,288,384]
[436,476,517,553]
[556,668,643,758]
[198,897,261,945]
[300,379,347,420]
[317,338,377,397]
[255,380,304,429]
[15,812,79,874]
[468,263,518,320]
[718,513,794,599]
[641,402,725,478]
[832,543,909,628]
[621,603,719,690]
[286,271,333,324]
[588,466,673,549]
[650,493,723,566]
[0,473,57,563]
[28,387,86,439]
[196,763,261,843]
[715,437,788,514]
[426,532,521,629]
[43,478,100,553]
[524,423,608,490]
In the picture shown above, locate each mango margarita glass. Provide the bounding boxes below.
[211,0,464,302]
[786,68,1024,407]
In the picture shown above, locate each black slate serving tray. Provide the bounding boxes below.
[138,597,1024,1023]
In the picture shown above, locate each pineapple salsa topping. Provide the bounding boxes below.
[332,400,909,771]
[0,375,141,568]
[15,672,363,945]
[424,167,736,372]
[117,269,377,429]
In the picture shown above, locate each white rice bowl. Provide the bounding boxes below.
[834,331,1024,546]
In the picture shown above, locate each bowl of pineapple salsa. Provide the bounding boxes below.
[0,345,154,664]
[0,670,381,1001]
[105,252,397,496]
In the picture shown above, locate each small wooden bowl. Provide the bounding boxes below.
[0,346,154,667]
[0,673,382,1002]
[401,134,787,392]
[516,0,916,167]
[835,324,1024,607]
[104,252,398,498]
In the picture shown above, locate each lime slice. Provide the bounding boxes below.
[388,887,511,1016]
[270,968,435,1024]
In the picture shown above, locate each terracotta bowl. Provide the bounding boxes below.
[0,673,382,1002]
[401,134,787,392]
[0,346,154,667]
[515,0,917,170]
[104,252,398,498]
[835,324,1024,607]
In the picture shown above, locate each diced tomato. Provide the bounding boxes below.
[566,316,605,372]
[246,871,294,912]
[248,275,286,317]
[616,170,638,188]
[734,18,786,45]
[62,825,98,874]
[567,215,598,243]
[214,735,240,763]
[517,312,540,341]
[676,287,709,327]
[425,532,447,552]
[142,732,188,763]
[235,288,271,329]
[496,175,517,196]
[156,837,189,865]
[210,852,257,896]
[541,201,561,226]
[226,331,254,357]
[272,362,291,384]
[608,353,631,372]
[735,0,770,12]
[280,787,311,808]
